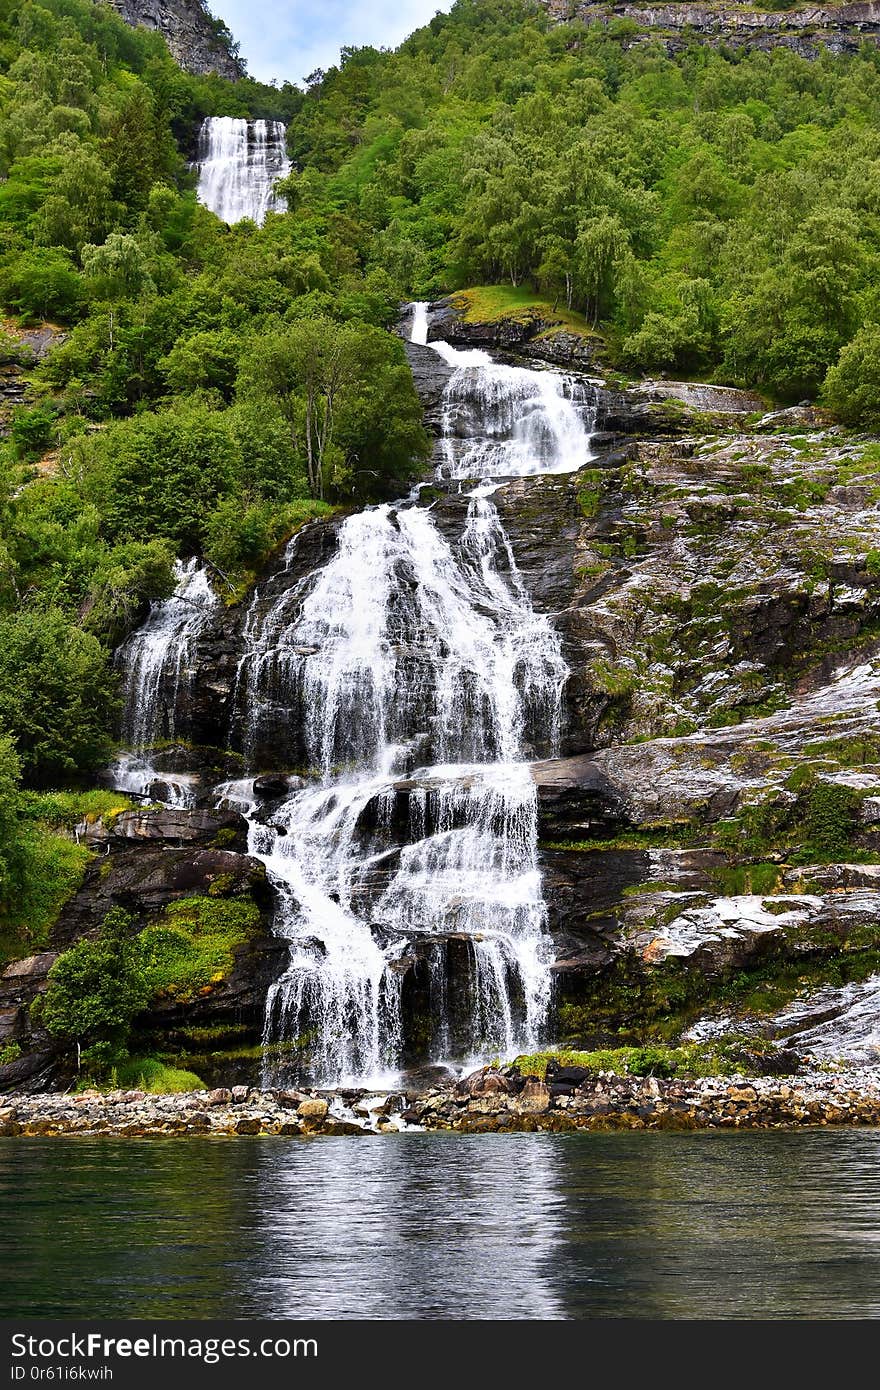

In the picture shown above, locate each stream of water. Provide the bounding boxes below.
[108,296,596,1086]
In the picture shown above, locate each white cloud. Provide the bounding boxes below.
[212,0,453,86]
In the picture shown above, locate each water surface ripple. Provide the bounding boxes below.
[3,1131,880,1319]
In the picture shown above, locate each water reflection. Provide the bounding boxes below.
[250,1133,566,1319]
[2,1131,880,1319]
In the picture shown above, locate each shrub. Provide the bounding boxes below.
[0,607,119,784]
[823,324,880,429]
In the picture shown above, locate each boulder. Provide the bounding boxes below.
[512,1079,551,1114]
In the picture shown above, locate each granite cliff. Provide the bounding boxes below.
[541,0,880,57]
[109,0,245,77]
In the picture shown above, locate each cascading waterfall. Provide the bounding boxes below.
[110,559,218,806]
[235,302,593,1086]
[411,299,596,479]
[196,116,291,225]
[110,295,594,1085]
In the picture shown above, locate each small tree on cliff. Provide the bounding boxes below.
[36,908,149,1076]
[823,324,880,429]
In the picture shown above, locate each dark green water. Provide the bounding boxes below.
[2,1130,880,1319]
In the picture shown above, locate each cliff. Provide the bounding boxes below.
[108,0,246,78]
[541,0,880,56]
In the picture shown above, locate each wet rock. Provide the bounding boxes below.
[321,1118,366,1136]
[253,773,294,799]
[548,1065,593,1086]
[207,1088,231,1106]
[402,341,455,433]
[512,1079,551,1114]
[231,1085,248,1104]
[297,1098,329,1122]
[234,1117,261,1134]
[456,1068,513,1097]
[111,808,246,845]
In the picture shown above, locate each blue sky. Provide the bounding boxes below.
[212,1,454,86]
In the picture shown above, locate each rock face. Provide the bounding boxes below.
[423,295,603,371]
[109,0,245,78]
[541,1,880,58]
[0,806,278,1093]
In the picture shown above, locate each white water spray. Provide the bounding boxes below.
[111,559,218,806]
[196,116,291,225]
[242,304,593,1084]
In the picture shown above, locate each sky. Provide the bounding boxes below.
[211,0,455,86]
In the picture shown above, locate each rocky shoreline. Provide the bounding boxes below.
[3,1067,880,1137]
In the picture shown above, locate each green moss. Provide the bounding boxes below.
[589,657,636,699]
[138,896,261,1004]
[577,467,605,518]
[621,880,683,896]
[210,828,239,849]
[804,734,880,766]
[711,863,783,896]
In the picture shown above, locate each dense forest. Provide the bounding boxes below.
[3,0,880,963]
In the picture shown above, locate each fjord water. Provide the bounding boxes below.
[4,1131,880,1319]
[196,116,291,224]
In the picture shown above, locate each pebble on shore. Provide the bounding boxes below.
[2,1068,880,1138]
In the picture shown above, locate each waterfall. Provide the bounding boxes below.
[110,559,218,806]
[437,349,595,479]
[236,304,592,1086]
[196,116,291,225]
[111,296,596,1085]
[242,492,567,1083]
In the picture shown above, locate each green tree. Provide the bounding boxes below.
[158,327,242,400]
[0,608,119,785]
[82,404,238,546]
[37,908,150,1074]
[81,232,156,299]
[0,248,81,321]
[823,324,880,428]
[238,318,428,498]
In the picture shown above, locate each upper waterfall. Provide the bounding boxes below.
[196,116,291,225]
[410,302,596,478]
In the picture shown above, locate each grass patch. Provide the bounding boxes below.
[510,1042,777,1080]
[451,285,595,338]
[18,789,135,829]
[112,1056,205,1093]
